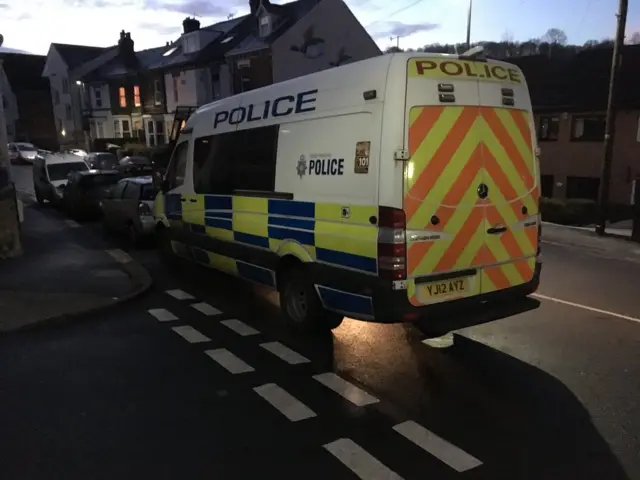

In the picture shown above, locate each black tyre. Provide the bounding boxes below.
[280,266,344,332]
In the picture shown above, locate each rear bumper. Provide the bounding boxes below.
[312,262,542,332]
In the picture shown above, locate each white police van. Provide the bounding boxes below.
[155,51,542,334]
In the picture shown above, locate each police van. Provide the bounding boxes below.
[155,51,541,334]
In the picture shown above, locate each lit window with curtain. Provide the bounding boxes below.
[119,87,127,107]
[134,85,141,107]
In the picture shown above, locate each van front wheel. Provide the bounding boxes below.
[280,267,344,332]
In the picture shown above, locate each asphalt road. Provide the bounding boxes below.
[3,165,639,480]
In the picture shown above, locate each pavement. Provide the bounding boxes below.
[0,200,151,332]
[2,164,639,479]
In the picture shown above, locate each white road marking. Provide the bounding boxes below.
[313,372,379,406]
[65,219,81,228]
[324,438,404,480]
[205,348,255,374]
[393,420,482,472]
[220,319,260,336]
[260,341,310,364]
[171,326,210,343]
[191,302,222,316]
[105,249,132,264]
[147,308,178,322]
[422,332,455,348]
[254,383,316,422]
[166,289,194,300]
[532,293,640,324]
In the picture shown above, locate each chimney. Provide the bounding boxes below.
[118,31,136,67]
[182,17,200,34]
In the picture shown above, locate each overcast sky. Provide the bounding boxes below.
[1,0,638,55]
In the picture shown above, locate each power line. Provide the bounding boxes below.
[365,0,428,29]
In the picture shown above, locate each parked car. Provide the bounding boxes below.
[32,153,89,206]
[62,170,122,220]
[86,152,118,170]
[101,176,157,245]
[8,142,38,164]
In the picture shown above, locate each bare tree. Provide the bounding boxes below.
[541,28,568,45]
[629,31,640,44]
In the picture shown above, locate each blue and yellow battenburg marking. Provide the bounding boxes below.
[164,193,379,288]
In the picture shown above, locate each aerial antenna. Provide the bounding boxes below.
[227,13,235,20]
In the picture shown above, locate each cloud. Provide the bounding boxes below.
[0,2,9,7]
[16,13,31,20]
[143,0,245,17]
[138,22,182,36]
[370,21,439,40]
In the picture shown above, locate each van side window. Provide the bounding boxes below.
[193,125,279,194]
[165,141,189,190]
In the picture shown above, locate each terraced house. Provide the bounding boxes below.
[40,0,380,149]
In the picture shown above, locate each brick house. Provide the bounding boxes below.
[512,46,640,205]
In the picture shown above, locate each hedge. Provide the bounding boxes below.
[540,197,633,225]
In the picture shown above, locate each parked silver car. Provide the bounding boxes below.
[8,142,38,164]
[100,176,157,246]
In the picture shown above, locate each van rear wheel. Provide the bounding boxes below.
[280,267,344,333]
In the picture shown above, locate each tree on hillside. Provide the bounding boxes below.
[541,28,568,45]
[629,32,640,44]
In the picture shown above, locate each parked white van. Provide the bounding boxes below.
[33,153,89,206]
[155,51,542,335]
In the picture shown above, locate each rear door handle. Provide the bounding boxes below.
[189,198,197,203]
[487,226,507,235]
[180,198,187,202]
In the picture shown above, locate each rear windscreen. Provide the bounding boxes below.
[80,174,121,188]
[47,162,88,181]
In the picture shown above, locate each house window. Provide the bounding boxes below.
[54,89,60,105]
[571,115,605,142]
[119,87,127,108]
[259,15,271,37]
[566,176,600,201]
[65,104,72,121]
[147,120,166,147]
[94,87,102,108]
[154,79,162,105]
[192,125,279,194]
[89,121,97,139]
[1,95,7,109]
[156,120,165,146]
[114,119,131,138]
[62,77,69,94]
[92,121,105,139]
[538,116,559,141]
[172,74,179,103]
[540,175,554,198]
[133,85,141,107]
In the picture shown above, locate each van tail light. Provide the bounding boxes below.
[138,202,152,216]
[377,206,407,281]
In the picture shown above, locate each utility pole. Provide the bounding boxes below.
[0,45,23,258]
[390,36,400,49]
[466,0,473,49]
[596,0,628,236]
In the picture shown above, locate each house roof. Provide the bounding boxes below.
[148,15,252,70]
[80,46,166,81]
[52,43,109,70]
[226,0,321,56]
[0,52,49,90]
[510,45,640,111]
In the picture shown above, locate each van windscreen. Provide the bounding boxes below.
[47,162,89,181]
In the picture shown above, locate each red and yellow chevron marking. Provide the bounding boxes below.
[404,105,539,306]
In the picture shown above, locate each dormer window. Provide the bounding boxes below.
[163,46,177,57]
[183,33,199,54]
[259,15,271,37]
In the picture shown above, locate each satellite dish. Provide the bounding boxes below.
[0,34,4,48]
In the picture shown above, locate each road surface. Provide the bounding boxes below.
[2,165,638,479]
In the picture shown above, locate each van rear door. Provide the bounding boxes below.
[403,57,485,306]
[476,60,539,295]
